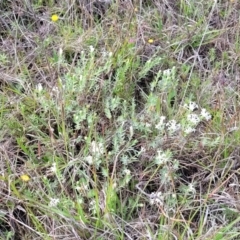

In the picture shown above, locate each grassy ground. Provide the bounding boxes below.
[1,0,240,239]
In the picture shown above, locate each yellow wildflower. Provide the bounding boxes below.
[20,174,30,182]
[148,39,154,44]
[51,14,59,22]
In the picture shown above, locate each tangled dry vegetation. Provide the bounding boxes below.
[1,0,240,239]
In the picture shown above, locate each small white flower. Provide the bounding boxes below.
[184,102,198,111]
[172,159,179,170]
[90,141,104,155]
[89,199,97,214]
[49,198,60,207]
[187,183,196,195]
[145,122,151,128]
[166,120,181,132]
[36,83,43,92]
[149,191,164,206]
[89,199,96,206]
[189,102,198,111]
[184,126,196,134]
[140,146,146,153]
[187,113,200,125]
[155,150,172,165]
[59,47,63,57]
[50,162,57,173]
[89,45,95,53]
[52,86,59,93]
[201,108,211,121]
[102,51,107,57]
[123,169,131,175]
[85,155,93,165]
[112,182,117,189]
[163,69,171,77]
[155,116,166,130]
[129,125,134,139]
[108,51,113,57]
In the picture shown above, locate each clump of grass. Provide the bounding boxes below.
[0,0,240,239]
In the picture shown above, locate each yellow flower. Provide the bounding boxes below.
[51,14,59,22]
[148,39,154,44]
[20,174,30,182]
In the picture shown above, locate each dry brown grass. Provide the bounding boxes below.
[1,1,240,239]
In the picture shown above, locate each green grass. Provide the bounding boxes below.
[0,0,240,239]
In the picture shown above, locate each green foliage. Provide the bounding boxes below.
[0,0,240,239]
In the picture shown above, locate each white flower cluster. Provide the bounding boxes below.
[155,116,166,131]
[187,113,200,125]
[85,155,93,165]
[201,108,212,121]
[149,191,164,206]
[166,120,181,133]
[184,126,196,134]
[187,183,196,195]
[50,162,57,173]
[102,50,113,58]
[153,102,211,136]
[49,198,60,207]
[123,169,131,175]
[90,141,104,155]
[155,150,172,165]
[84,141,104,168]
[184,101,198,111]
[155,116,180,134]
[182,102,212,135]
[122,169,131,185]
[36,83,43,92]
[162,67,176,81]
[89,199,98,215]
[89,45,95,53]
